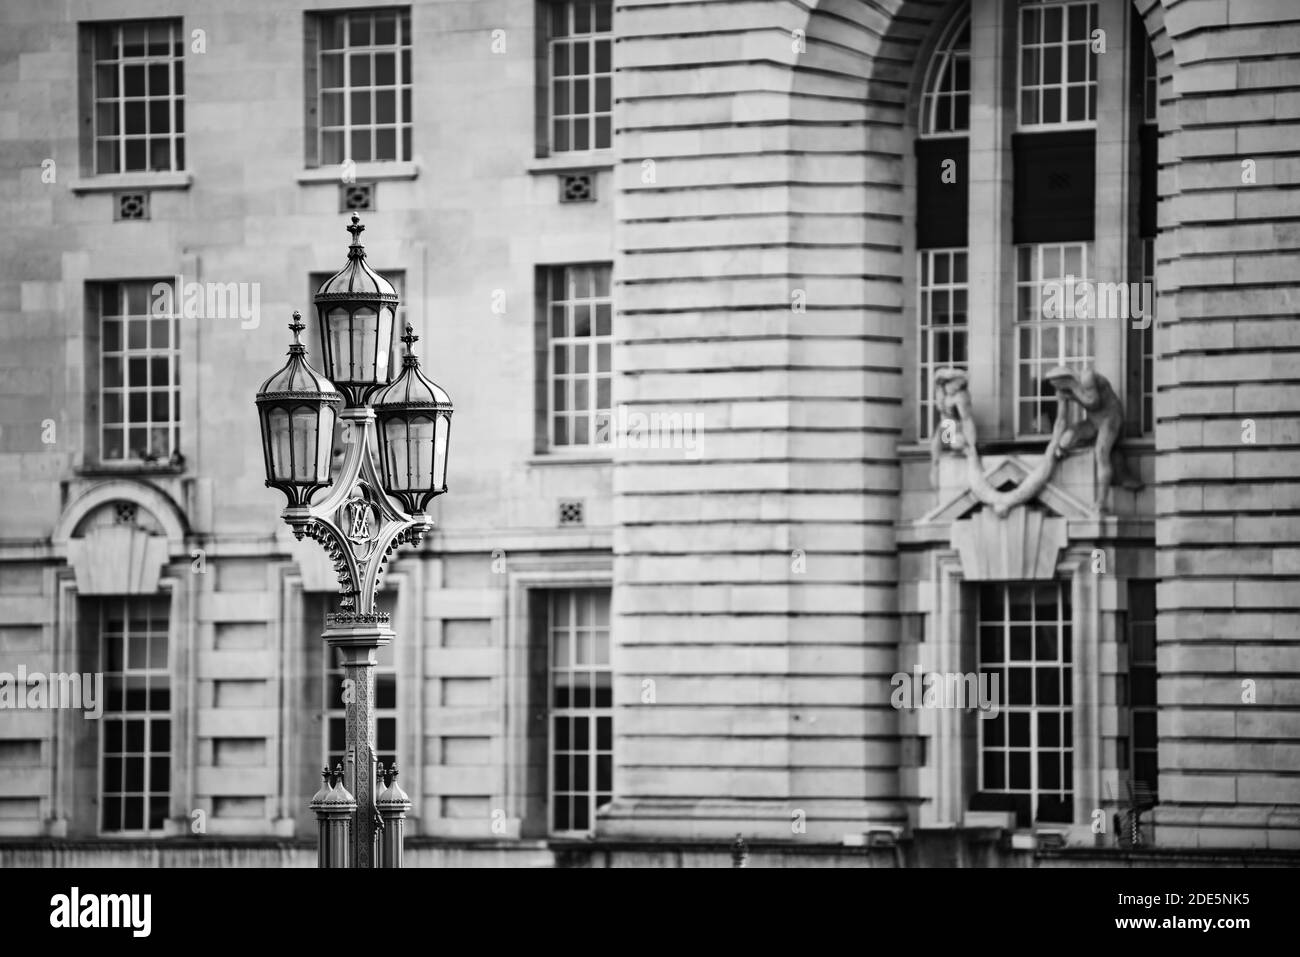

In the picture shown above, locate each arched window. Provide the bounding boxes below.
[1127,33,1159,436]
[920,14,970,136]
[907,0,1163,835]
[914,0,1157,442]
[916,11,971,438]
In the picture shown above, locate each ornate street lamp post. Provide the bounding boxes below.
[256,215,452,867]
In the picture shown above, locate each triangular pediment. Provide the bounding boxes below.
[919,455,1093,525]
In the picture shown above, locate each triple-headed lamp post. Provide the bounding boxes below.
[255,214,452,867]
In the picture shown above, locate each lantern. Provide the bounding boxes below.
[314,213,401,407]
[255,312,343,509]
[371,323,453,515]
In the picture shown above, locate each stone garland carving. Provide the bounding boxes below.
[930,365,1141,516]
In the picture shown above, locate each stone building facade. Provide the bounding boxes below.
[0,0,1296,866]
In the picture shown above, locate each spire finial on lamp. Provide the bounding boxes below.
[346,213,366,258]
[400,322,418,358]
[285,310,308,356]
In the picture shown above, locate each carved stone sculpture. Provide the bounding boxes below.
[1044,365,1143,513]
[929,367,1062,516]
[929,368,979,489]
[928,365,1140,518]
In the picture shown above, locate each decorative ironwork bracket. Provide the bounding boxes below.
[283,406,431,614]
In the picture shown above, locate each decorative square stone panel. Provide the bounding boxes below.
[114,191,149,221]
[559,172,594,203]
[339,182,375,212]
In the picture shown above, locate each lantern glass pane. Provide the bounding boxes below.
[354,307,378,383]
[267,407,292,481]
[326,307,349,380]
[290,406,319,482]
[376,307,395,382]
[407,415,435,491]
[381,417,410,492]
[433,413,449,489]
[315,405,337,483]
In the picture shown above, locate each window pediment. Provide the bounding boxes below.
[921,454,1093,525]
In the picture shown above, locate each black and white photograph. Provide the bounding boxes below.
[0,0,1295,930]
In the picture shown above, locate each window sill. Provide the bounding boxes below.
[297,161,419,184]
[1015,121,1098,134]
[900,435,1155,455]
[996,434,1156,451]
[896,439,1059,456]
[70,172,192,194]
[526,151,615,175]
[528,452,614,467]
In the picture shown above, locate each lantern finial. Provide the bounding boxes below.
[346,214,366,259]
[401,322,419,359]
[289,311,305,350]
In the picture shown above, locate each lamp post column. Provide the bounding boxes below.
[325,622,393,869]
[257,216,452,868]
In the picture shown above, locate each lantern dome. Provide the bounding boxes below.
[256,325,340,398]
[371,325,452,409]
[376,766,411,809]
[313,213,401,406]
[315,213,398,300]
